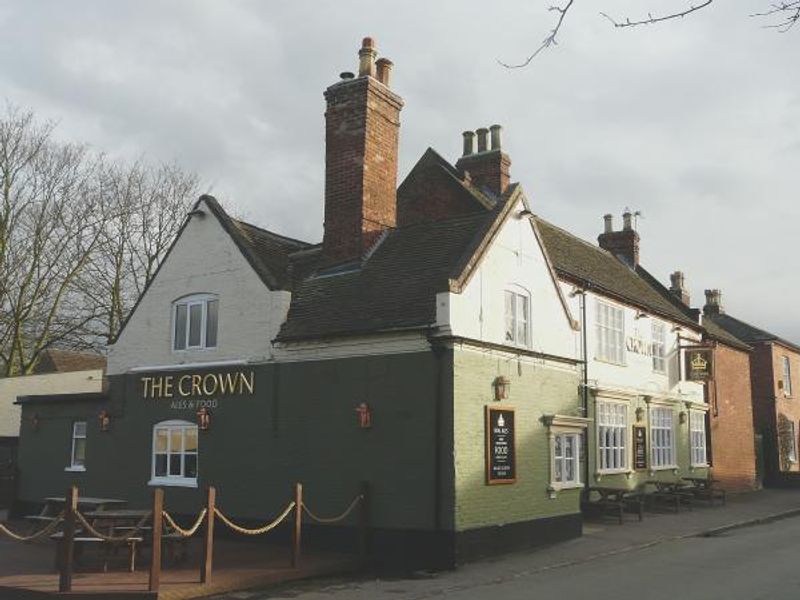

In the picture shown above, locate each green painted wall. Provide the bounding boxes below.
[452,348,582,531]
[17,351,454,532]
[587,392,709,490]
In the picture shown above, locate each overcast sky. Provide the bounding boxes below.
[1,1,797,340]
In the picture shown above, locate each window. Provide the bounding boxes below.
[554,433,581,486]
[690,411,708,467]
[783,356,792,396]
[69,421,87,470]
[151,421,198,487]
[788,421,798,463]
[596,301,625,364]
[652,321,666,373]
[651,407,676,468]
[597,401,627,472]
[173,295,218,350]
[504,290,530,347]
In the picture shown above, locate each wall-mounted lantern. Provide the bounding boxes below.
[493,376,511,402]
[355,402,372,429]
[98,410,111,432]
[679,411,688,425]
[635,407,645,423]
[197,407,211,431]
[29,412,40,431]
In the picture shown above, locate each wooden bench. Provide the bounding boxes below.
[583,487,645,524]
[683,477,726,506]
[51,531,143,572]
[645,480,694,513]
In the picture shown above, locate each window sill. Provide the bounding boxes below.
[650,465,679,471]
[148,477,198,489]
[690,464,709,469]
[594,357,627,367]
[64,466,86,473]
[549,482,583,491]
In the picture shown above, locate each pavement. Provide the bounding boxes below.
[209,488,800,599]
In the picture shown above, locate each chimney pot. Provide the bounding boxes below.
[462,131,475,157]
[340,71,355,80]
[603,214,613,234]
[704,289,724,315]
[622,210,633,231]
[358,37,378,77]
[476,128,489,153]
[669,271,690,306]
[489,124,502,150]
[375,58,393,86]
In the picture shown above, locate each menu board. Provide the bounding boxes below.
[486,406,516,485]
[633,425,648,470]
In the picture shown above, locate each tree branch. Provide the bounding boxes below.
[752,1,800,32]
[599,0,714,29]
[499,0,576,69]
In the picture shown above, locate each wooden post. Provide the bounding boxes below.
[358,481,370,565]
[291,482,303,568]
[148,488,164,592]
[58,485,78,592]
[200,486,216,584]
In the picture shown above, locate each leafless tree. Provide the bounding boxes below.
[501,1,797,68]
[0,104,199,376]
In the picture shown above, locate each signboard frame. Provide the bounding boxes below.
[633,424,648,471]
[485,405,517,485]
[683,346,714,382]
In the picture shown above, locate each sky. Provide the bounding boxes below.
[0,1,797,340]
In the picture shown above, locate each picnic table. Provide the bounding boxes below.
[25,496,127,526]
[582,486,645,524]
[682,476,726,506]
[646,479,694,512]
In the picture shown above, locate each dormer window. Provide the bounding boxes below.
[173,294,218,351]
[504,289,530,347]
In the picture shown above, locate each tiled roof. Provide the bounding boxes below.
[34,349,106,374]
[701,317,752,352]
[277,206,503,341]
[534,217,701,329]
[706,313,800,354]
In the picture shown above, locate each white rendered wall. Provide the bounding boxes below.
[559,282,704,401]
[439,198,578,361]
[0,370,104,437]
[108,199,291,375]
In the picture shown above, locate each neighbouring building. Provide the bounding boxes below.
[15,38,585,568]
[536,213,712,491]
[704,290,800,486]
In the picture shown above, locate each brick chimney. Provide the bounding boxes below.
[669,271,691,306]
[704,289,724,315]
[598,211,640,268]
[455,124,511,196]
[321,37,404,266]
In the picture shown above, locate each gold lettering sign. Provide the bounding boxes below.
[141,371,255,399]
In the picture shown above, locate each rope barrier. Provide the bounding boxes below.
[0,515,64,542]
[73,510,152,543]
[162,508,207,538]
[301,494,363,524]
[214,502,295,536]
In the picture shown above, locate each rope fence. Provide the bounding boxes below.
[73,510,152,543]
[302,494,363,524]
[162,508,207,538]
[0,514,64,542]
[214,501,295,536]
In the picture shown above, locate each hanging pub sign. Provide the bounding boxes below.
[633,425,647,470]
[485,406,516,485]
[684,348,713,382]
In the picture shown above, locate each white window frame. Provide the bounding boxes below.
[149,420,199,488]
[66,421,87,472]
[788,420,798,464]
[543,414,590,492]
[651,321,666,374]
[553,432,581,488]
[172,294,218,351]
[783,356,793,397]
[690,410,708,467]
[597,400,629,473]
[595,300,625,365]
[650,406,677,469]
[504,288,531,348]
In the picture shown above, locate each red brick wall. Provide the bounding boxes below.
[322,76,403,265]
[708,343,758,491]
[454,150,510,197]
[397,160,484,226]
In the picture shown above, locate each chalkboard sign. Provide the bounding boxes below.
[486,406,516,485]
[633,425,647,470]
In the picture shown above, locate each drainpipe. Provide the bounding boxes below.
[580,292,590,486]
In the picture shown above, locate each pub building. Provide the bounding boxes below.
[536,213,714,491]
[15,38,587,569]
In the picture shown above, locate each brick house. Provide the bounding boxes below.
[704,290,800,486]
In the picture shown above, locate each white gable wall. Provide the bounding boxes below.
[438,198,578,360]
[107,199,291,375]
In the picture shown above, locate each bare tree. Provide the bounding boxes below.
[0,104,199,376]
[501,0,797,68]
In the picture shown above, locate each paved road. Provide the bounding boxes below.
[219,516,800,600]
